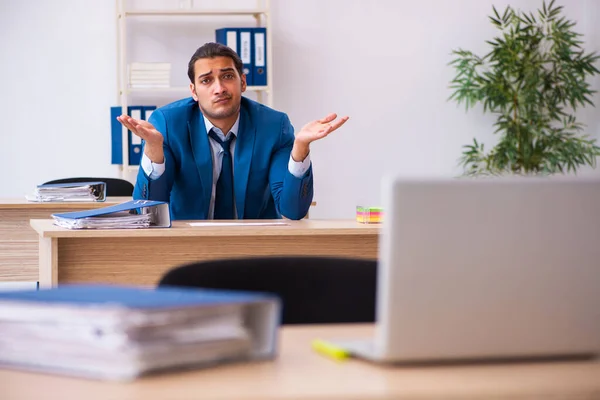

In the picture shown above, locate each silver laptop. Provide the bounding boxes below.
[336,176,600,363]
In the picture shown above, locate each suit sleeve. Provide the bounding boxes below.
[268,114,314,220]
[133,110,177,202]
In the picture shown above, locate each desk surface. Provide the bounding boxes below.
[0,197,131,209]
[0,199,322,282]
[30,219,379,238]
[32,219,379,287]
[2,324,599,400]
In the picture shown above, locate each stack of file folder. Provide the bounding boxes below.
[52,200,171,229]
[26,182,107,202]
[0,285,280,380]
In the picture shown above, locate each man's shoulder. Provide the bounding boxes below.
[156,97,197,117]
[241,97,288,124]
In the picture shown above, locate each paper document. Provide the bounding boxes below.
[189,222,289,227]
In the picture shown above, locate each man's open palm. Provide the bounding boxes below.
[117,115,165,163]
[295,113,349,145]
[117,115,163,147]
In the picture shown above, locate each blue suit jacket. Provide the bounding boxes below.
[133,97,314,220]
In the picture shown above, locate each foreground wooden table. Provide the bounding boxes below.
[0,197,131,281]
[2,324,599,400]
[30,219,379,287]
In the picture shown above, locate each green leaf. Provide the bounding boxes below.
[492,5,501,21]
[489,16,502,27]
[542,0,547,16]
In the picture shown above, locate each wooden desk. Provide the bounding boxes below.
[30,219,379,287]
[0,198,131,282]
[0,199,317,282]
[2,324,599,400]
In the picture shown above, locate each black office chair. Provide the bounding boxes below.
[44,177,134,197]
[158,256,377,325]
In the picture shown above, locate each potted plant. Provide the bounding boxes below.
[449,0,600,176]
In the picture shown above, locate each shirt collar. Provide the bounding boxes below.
[203,113,240,138]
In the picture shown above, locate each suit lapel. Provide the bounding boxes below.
[188,108,213,217]
[234,106,255,219]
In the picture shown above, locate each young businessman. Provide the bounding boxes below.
[117,42,348,220]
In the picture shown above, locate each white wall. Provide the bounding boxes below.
[1,0,598,219]
[0,0,120,193]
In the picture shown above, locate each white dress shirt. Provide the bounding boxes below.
[141,113,311,219]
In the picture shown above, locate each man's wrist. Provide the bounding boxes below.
[144,145,164,164]
[291,141,310,162]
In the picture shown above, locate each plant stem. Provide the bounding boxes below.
[513,92,525,172]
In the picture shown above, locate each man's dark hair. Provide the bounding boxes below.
[187,42,244,83]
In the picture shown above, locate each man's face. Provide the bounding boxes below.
[190,56,246,121]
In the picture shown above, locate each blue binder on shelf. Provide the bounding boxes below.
[110,105,157,165]
[238,28,253,85]
[215,27,238,53]
[251,27,267,86]
[216,27,253,85]
[52,200,171,229]
[0,284,281,381]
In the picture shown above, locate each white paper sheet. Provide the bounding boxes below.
[189,222,289,227]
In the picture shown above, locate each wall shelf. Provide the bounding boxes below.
[115,0,272,182]
[123,9,267,16]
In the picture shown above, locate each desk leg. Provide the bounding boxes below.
[38,237,58,288]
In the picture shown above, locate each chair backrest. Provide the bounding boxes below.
[158,256,377,325]
[44,177,134,197]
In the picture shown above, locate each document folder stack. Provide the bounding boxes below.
[128,62,171,88]
[26,182,107,202]
[0,285,281,380]
[52,200,171,229]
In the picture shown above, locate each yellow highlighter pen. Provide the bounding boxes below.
[311,339,350,361]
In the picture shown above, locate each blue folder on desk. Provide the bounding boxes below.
[0,284,281,380]
[51,200,171,229]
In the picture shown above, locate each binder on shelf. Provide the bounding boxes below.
[215,27,238,53]
[52,199,171,229]
[0,284,281,381]
[110,105,157,165]
[238,28,253,86]
[215,27,255,85]
[251,27,267,86]
[26,182,107,203]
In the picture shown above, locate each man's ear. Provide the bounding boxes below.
[190,83,198,101]
[241,74,247,93]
